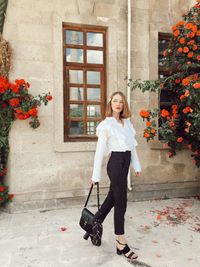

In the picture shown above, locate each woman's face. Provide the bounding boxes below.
[111,94,124,114]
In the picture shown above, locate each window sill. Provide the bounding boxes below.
[54,140,97,152]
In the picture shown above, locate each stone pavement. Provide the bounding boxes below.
[0,198,200,267]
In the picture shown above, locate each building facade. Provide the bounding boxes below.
[3,0,199,212]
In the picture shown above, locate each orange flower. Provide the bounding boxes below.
[161,109,170,117]
[175,79,180,84]
[163,50,167,56]
[184,90,190,97]
[180,95,185,100]
[182,78,189,86]
[193,83,200,89]
[169,121,175,127]
[144,132,150,138]
[192,25,198,32]
[188,32,195,38]
[172,105,178,110]
[197,55,200,61]
[183,47,189,53]
[174,30,180,37]
[187,61,191,65]
[197,30,200,36]
[187,52,194,58]
[185,127,190,133]
[178,47,183,53]
[183,106,193,113]
[179,37,185,44]
[151,128,156,134]
[146,121,152,127]
[193,44,198,50]
[178,20,184,26]
[177,137,183,143]
[171,25,177,31]
[186,22,193,29]
[140,110,150,118]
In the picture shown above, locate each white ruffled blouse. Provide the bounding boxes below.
[91,116,141,182]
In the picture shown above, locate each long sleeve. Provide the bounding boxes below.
[91,128,108,182]
[131,145,141,172]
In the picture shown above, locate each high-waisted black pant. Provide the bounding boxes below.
[98,151,131,235]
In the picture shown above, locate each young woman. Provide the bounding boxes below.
[90,91,141,261]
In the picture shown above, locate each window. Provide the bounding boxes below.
[158,32,173,137]
[63,24,107,142]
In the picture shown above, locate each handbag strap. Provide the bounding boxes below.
[84,183,100,210]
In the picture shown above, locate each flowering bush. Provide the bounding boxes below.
[0,76,52,207]
[130,0,200,167]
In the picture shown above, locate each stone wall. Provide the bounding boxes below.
[3,0,199,212]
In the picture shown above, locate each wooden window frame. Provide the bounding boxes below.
[63,24,107,142]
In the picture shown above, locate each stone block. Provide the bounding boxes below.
[18,24,52,45]
[12,43,53,62]
[93,2,120,19]
[15,60,53,81]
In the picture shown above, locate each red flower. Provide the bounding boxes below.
[177,137,183,143]
[183,106,193,113]
[9,98,20,107]
[175,79,180,84]
[0,197,4,202]
[161,109,170,117]
[197,55,200,61]
[8,194,14,200]
[0,186,5,192]
[9,83,20,94]
[46,95,53,101]
[28,108,38,117]
[15,79,25,85]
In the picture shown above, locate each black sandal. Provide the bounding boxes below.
[116,239,138,260]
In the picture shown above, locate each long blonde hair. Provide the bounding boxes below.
[104,91,131,119]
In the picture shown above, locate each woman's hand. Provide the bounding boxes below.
[135,172,141,177]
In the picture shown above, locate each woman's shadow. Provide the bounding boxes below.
[127,260,153,267]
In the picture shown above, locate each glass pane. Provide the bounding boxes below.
[158,39,170,53]
[66,48,83,63]
[87,121,100,135]
[69,70,83,84]
[69,87,83,101]
[87,32,103,47]
[66,30,83,45]
[69,121,84,135]
[160,90,173,103]
[87,71,100,84]
[87,88,100,101]
[87,105,101,117]
[69,104,84,117]
[87,50,103,64]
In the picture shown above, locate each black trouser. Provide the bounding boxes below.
[97,151,131,235]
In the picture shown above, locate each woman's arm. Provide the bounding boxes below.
[91,129,108,182]
[131,145,141,173]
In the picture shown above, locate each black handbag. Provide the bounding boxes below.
[79,183,103,246]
